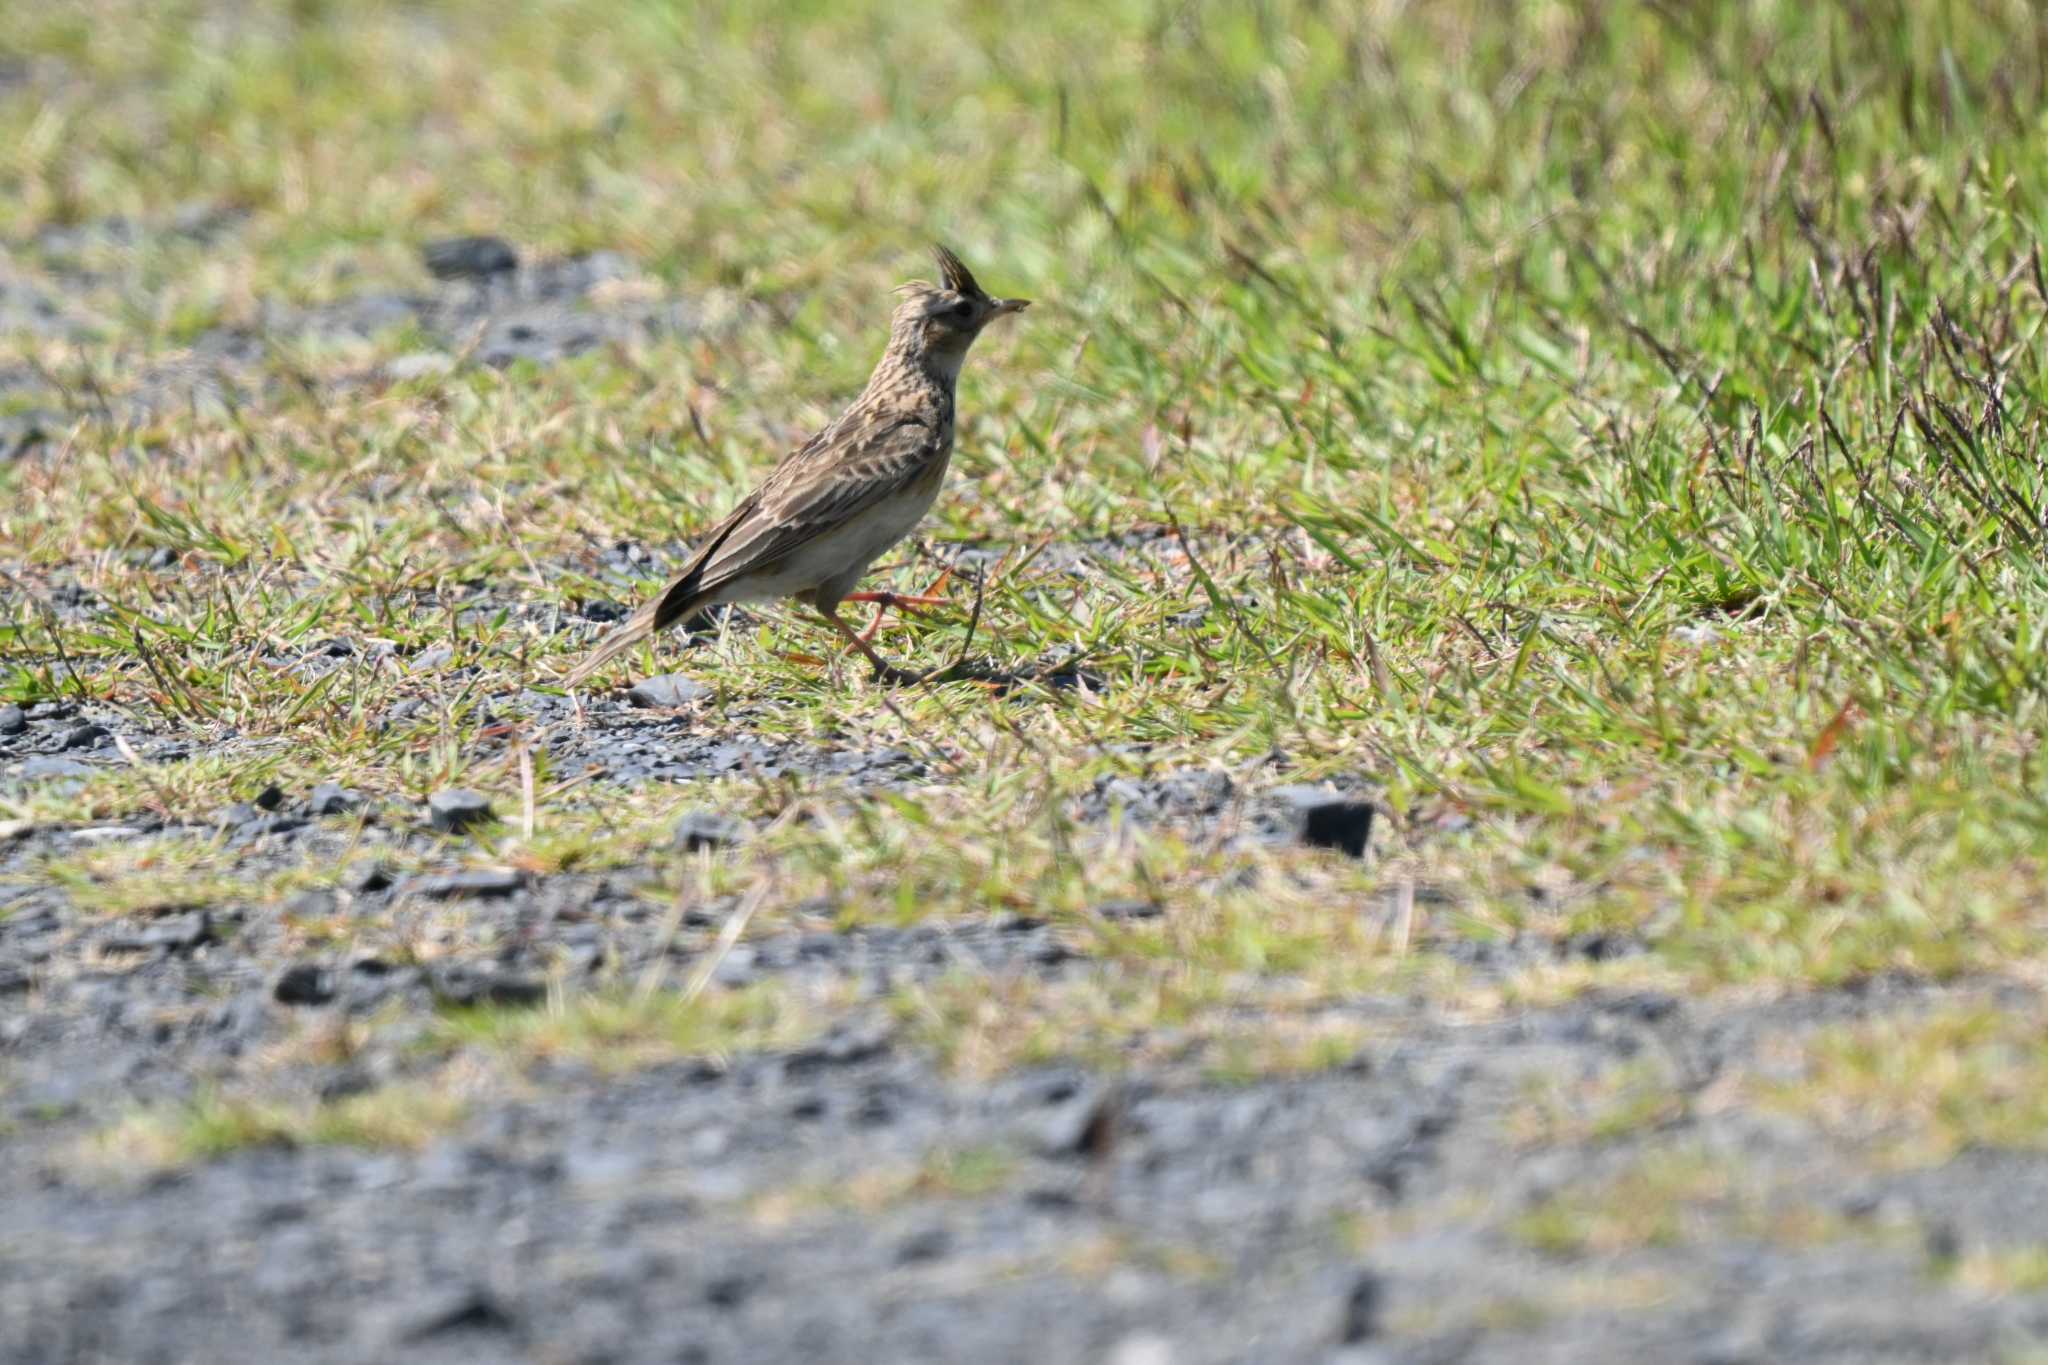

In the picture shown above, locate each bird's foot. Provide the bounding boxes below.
[845,568,956,641]
[868,658,932,687]
[844,589,950,610]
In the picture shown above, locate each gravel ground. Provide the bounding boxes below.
[5,692,2048,1363]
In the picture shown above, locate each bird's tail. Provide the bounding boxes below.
[560,584,705,690]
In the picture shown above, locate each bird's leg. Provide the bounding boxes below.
[843,567,954,623]
[816,606,926,685]
[845,567,954,645]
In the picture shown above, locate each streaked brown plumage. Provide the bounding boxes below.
[562,245,1028,689]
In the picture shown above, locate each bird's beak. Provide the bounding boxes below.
[992,297,1031,317]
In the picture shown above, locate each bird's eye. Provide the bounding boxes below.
[949,301,974,319]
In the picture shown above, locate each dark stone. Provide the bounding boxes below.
[627,674,710,709]
[895,1227,951,1264]
[308,783,361,817]
[23,702,72,720]
[421,236,519,281]
[394,1285,518,1341]
[1566,931,1644,962]
[784,1022,891,1074]
[218,805,305,841]
[252,783,285,811]
[273,963,335,1006]
[428,788,495,835]
[1595,991,1680,1023]
[58,723,108,751]
[430,966,546,1008]
[0,411,56,462]
[1338,1271,1384,1343]
[346,861,395,894]
[1092,899,1162,921]
[405,869,526,901]
[1035,1086,1120,1159]
[1272,785,1376,858]
[703,1272,757,1309]
[0,705,24,734]
[671,809,742,852]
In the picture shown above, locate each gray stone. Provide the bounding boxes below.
[107,911,210,953]
[385,351,454,381]
[214,802,263,829]
[345,861,395,894]
[18,756,93,780]
[1034,1085,1120,1159]
[427,788,494,835]
[308,783,361,817]
[0,704,24,734]
[68,825,143,843]
[284,889,338,919]
[58,723,108,751]
[671,809,742,852]
[627,674,710,709]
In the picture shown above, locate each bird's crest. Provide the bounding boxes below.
[931,243,984,298]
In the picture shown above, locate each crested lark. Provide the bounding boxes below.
[562,245,1028,689]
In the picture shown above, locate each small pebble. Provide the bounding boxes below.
[427,788,494,835]
[672,809,742,852]
[273,964,335,1007]
[1271,784,1376,858]
[405,869,525,900]
[308,783,361,817]
[59,723,109,751]
[17,756,92,780]
[346,861,395,894]
[627,674,710,709]
[421,235,519,280]
[0,705,24,735]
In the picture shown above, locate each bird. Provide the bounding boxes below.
[561,245,1029,690]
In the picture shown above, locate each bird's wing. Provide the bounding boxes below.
[560,408,945,688]
[684,407,945,599]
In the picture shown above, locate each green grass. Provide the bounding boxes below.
[85,1082,468,1168]
[1758,1002,2048,1166]
[7,0,2048,1073]
[436,982,815,1071]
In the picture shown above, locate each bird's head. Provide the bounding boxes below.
[890,245,1029,374]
